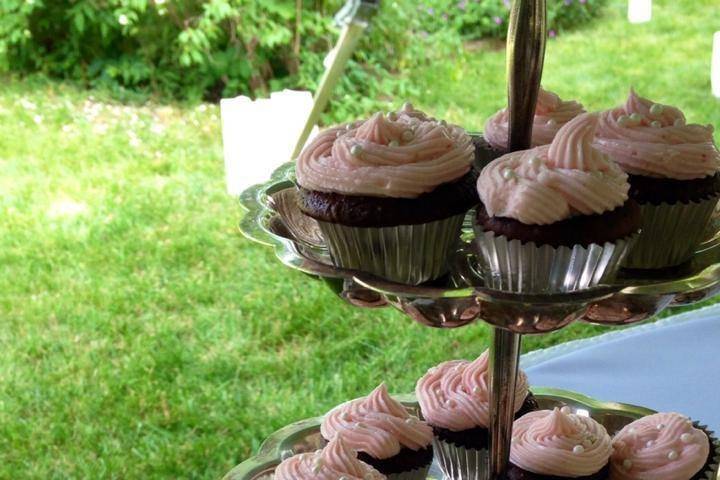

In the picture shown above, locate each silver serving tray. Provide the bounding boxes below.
[238,162,720,333]
[223,388,668,480]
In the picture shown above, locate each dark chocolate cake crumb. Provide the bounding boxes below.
[298,171,479,227]
[476,200,641,248]
[357,444,433,475]
[629,172,720,205]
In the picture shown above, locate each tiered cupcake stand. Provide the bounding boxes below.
[227,1,720,478]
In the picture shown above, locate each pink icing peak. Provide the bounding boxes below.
[274,434,386,480]
[415,350,530,431]
[320,384,433,460]
[547,112,609,171]
[610,412,710,480]
[483,86,585,150]
[477,112,630,225]
[510,409,613,477]
[594,90,719,180]
[296,104,474,198]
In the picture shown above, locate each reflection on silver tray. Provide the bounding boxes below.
[239,162,720,333]
[223,387,698,480]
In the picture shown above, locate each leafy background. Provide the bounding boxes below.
[1,0,604,121]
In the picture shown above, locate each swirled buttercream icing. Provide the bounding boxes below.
[415,350,529,431]
[594,89,720,180]
[610,412,710,480]
[275,434,386,480]
[477,112,630,225]
[484,87,585,150]
[296,103,474,198]
[510,408,613,477]
[321,383,433,460]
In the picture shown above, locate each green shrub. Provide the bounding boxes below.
[0,0,604,119]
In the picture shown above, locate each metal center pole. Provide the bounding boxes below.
[487,1,546,478]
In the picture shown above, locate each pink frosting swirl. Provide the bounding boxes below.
[484,87,586,150]
[510,408,613,477]
[594,89,720,180]
[275,434,386,480]
[610,412,710,480]
[321,383,433,459]
[295,104,474,198]
[477,112,630,225]
[415,350,530,431]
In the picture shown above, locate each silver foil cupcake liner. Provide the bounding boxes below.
[317,214,465,285]
[385,464,431,480]
[622,197,720,269]
[433,438,488,480]
[473,228,636,293]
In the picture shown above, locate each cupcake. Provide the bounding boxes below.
[415,349,538,479]
[475,112,640,293]
[507,408,613,479]
[476,87,585,169]
[296,103,477,285]
[275,434,386,479]
[321,383,434,479]
[610,412,720,480]
[594,89,720,268]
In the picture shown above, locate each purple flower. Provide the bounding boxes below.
[457,0,467,10]
[427,7,434,14]
[548,29,557,37]
[503,0,511,8]
[564,0,572,5]
[493,16,503,25]
[579,0,587,3]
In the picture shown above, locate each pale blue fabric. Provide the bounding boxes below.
[521,303,720,432]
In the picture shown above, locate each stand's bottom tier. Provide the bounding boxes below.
[224,388,690,480]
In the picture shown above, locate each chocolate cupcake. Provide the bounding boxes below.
[296,103,477,285]
[475,112,640,293]
[275,434,386,480]
[594,89,720,268]
[610,412,720,480]
[415,350,538,479]
[477,87,585,170]
[507,408,613,480]
[321,384,434,480]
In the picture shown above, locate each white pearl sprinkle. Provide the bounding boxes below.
[681,433,693,443]
[388,140,399,147]
[336,130,342,137]
[528,156,542,168]
[339,476,348,480]
[280,449,293,460]
[573,445,585,454]
[623,459,633,470]
[502,168,516,180]
[674,118,685,127]
[650,104,665,116]
[657,423,666,430]
[668,450,679,460]
[560,406,572,414]
[629,113,643,123]
[547,118,557,126]
[402,130,414,142]
[350,144,363,156]
[402,102,414,111]
[651,120,662,128]
[345,123,352,131]
[446,399,455,408]
[472,386,480,394]
[617,115,631,127]
[646,440,654,447]
[405,417,414,424]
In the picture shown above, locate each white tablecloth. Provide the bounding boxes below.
[522,304,720,432]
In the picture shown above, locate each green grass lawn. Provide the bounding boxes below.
[1,1,719,478]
